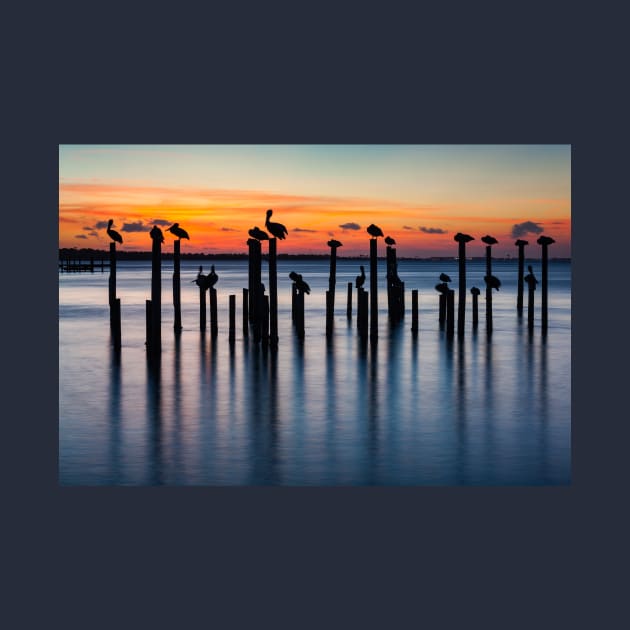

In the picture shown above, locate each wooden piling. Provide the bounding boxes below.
[150,234,161,353]
[347,282,352,320]
[262,294,270,345]
[485,245,492,335]
[173,239,182,333]
[295,289,305,339]
[269,238,279,347]
[446,289,455,337]
[111,298,121,349]
[242,288,249,337]
[411,289,418,334]
[210,287,218,338]
[369,238,378,342]
[457,240,466,336]
[528,282,535,331]
[229,294,236,343]
[472,290,479,330]
[326,290,333,337]
[439,294,446,326]
[108,243,116,306]
[199,281,207,332]
[516,240,527,315]
[357,288,363,331]
[358,288,368,339]
[538,237,554,331]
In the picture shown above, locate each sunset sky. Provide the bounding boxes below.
[59,145,571,257]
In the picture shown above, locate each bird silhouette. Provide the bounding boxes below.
[355,265,366,289]
[206,265,218,289]
[367,224,384,238]
[470,286,481,296]
[484,275,501,291]
[166,223,190,240]
[192,265,207,288]
[327,239,343,249]
[248,226,269,241]
[265,209,288,240]
[439,272,452,283]
[515,239,529,247]
[150,225,164,243]
[537,235,555,246]
[524,265,538,289]
[454,232,474,243]
[384,236,396,246]
[289,271,310,294]
[481,235,498,245]
[106,219,123,244]
[435,282,450,294]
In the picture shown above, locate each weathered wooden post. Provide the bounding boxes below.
[262,294,270,346]
[524,265,538,332]
[471,287,480,330]
[108,242,121,348]
[111,298,121,349]
[454,232,474,337]
[481,235,498,335]
[446,289,455,337]
[358,289,368,339]
[295,287,305,339]
[247,238,262,341]
[537,235,555,331]
[326,240,342,336]
[411,289,418,334]
[172,239,182,333]
[515,239,528,315]
[148,225,163,354]
[242,288,249,338]
[194,266,207,332]
[347,282,352,320]
[269,238,279,347]
[210,287,218,338]
[369,238,378,342]
[229,294,236,343]
[386,244,395,317]
[435,282,448,327]
[326,290,333,336]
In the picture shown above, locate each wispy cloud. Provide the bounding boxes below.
[511,221,544,238]
[152,219,171,226]
[121,221,150,233]
[294,227,317,233]
[221,227,238,232]
[75,234,87,239]
[419,226,447,234]
[403,225,414,230]
[340,222,361,231]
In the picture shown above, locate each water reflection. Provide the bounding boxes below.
[455,338,467,484]
[146,354,163,485]
[108,346,122,484]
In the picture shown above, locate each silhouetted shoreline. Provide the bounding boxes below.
[59,247,571,263]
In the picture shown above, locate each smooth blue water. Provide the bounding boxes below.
[59,258,571,485]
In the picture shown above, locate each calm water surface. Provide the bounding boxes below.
[59,258,571,485]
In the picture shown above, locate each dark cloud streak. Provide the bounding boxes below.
[511,221,544,238]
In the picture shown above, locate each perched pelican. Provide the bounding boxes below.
[192,265,207,288]
[206,265,218,289]
[454,232,474,243]
[435,282,449,294]
[524,265,538,289]
[484,275,501,291]
[481,235,498,246]
[384,235,396,246]
[265,209,288,240]
[355,265,366,289]
[439,272,452,283]
[515,239,529,247]
[150,225,164,243]
[470,286,481,296]
[289,271,310,294]
[537,235,555,246]
[106,219,123,244]
[367,224,384,238]
[166,223,190,240]
[327,239,343,249]
[248,226,269,241]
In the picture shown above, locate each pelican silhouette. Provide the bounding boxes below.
[439,272,452,283]
[355,265,366,289]
[470,286,481,296]
[206,265,218,289]
[454,232,474,243]
[484,275,501,291]
[150,225,164,243]
[524,264,538,289]
[289,271,310,294]
[106,219,123,244]
[367,224,384,238]
[265,209,288,240]
[481,235,498,245]
[327,239,343,248]
[166,223,190,240]
[537,235,556,246]
[192,265,207,288]
[248,226,269,241]
[435,282,449,294]
[384,235,396,246]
